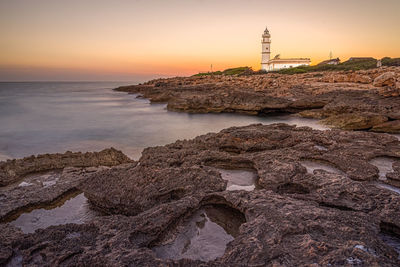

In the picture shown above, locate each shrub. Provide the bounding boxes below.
[382,57,400,66]
[192,57,399,77]
[272,57,379,74]
[193,67,254,76]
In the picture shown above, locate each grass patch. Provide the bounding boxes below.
[274,58,380,74]
[192,57,400,77]
[193,67,255,76]
[381,57,400,66]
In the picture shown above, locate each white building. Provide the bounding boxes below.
[261,27,311,71]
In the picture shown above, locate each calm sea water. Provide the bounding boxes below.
[0,82,327,160]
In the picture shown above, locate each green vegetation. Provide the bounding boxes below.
[193,71,222,76]
[381,57,400,66]
[274,57,400,75]
[192,57,400,77]
[193,66,255,76]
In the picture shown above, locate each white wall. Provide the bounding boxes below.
[261,37,271,65]
[263,62,309,71]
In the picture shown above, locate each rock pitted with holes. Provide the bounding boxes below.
[1,124,400,266]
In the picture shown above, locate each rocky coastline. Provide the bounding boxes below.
[116,67,400,133]
[1,124,400,266]
[0,148,133,223]
[1,69,400,266]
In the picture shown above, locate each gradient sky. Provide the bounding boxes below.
[1,0,399,81]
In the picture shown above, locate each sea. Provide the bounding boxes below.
[0,82,328,161]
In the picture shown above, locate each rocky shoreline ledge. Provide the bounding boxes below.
[116,67,400,134]
[0,148,133,223]
[1,124,400,266]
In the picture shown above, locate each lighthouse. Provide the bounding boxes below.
[260,26,311,71]
[261,27,271,70]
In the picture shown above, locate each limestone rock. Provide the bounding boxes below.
[0,224,23,265]
[0,148,133,186]
[388,113,400,120]
[371,120,400,133]
[115,67,400,133]
[80,123,400,215]
[2,124,400,266]
[321,113,388,130]
[353,74,373,84]
[0,166,120,221]
[297,109,325,119]
[0,149,134,221]
[387,161,400,187]
[373,72,396,87]
[378,86,400,97]
[80,164,226,216]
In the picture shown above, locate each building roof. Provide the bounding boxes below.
[267,58,311,63]
[348,57,375,61]
[263,26,270,36]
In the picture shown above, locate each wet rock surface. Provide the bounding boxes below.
[116,67,400,133]
[0,148,133,186]
[10,193,102,234]
[1,124,400,266]
[217,168,258,191]
[152,204,245,262]
[0,148,133,224]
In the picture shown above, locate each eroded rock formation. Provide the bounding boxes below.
[116,67,400,133]
[1,124,400,266]
[0,148,133,222]
[0,148,132,186]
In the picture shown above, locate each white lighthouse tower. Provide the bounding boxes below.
[260,26,311,71]
[261,27,271,70]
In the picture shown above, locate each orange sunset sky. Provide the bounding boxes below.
[0,0,399,81]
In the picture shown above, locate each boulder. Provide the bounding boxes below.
[321,113,388,130]
[353,74,372,84]
[373,72,396,87]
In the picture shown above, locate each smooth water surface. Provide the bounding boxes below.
[375,182,400,195]
[10,193,99,233]
[0,82,327,160]
[300,160,344,175]
[218,169,258,191]
[153,205,244,261]
[369,157,397,180]
[380,233,400,259]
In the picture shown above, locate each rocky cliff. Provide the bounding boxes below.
[116,67,400,133]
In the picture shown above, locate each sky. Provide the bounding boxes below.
[0,0,399,81]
